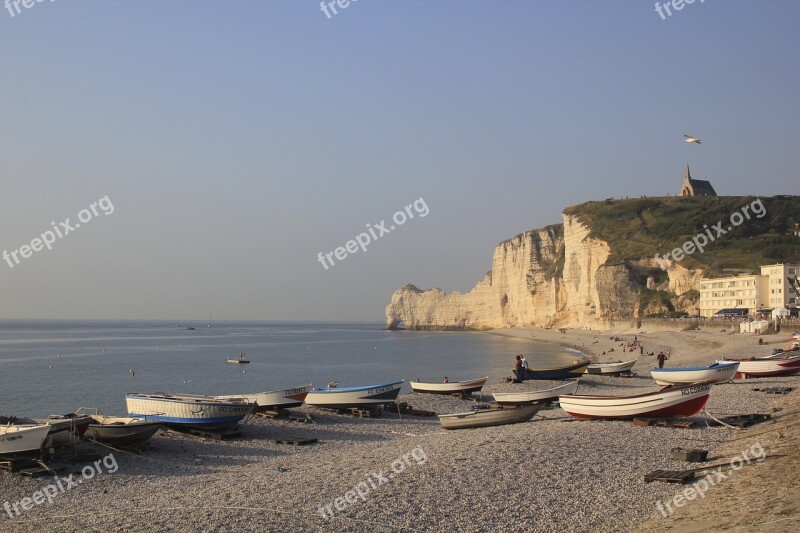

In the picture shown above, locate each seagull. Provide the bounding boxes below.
[684,135,702,144]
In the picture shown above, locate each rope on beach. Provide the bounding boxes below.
[701,409,738,430]
[7,505,425,531]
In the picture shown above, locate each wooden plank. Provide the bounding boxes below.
[272,438,318,446]
[644,469,697,483]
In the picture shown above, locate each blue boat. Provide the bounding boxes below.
[304,380,404,409]
[125,393,254,428]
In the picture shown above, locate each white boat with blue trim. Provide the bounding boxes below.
[650,362,739,386]
[125,393,254,428]
[304,381,404,409]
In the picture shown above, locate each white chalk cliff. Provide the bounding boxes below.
[385,214,643,330]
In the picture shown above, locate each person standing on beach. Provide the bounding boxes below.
[656,351,669,369]
[514,355,524,382]
[520,355,529,371]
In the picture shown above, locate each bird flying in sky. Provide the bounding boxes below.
[684,134,702,144]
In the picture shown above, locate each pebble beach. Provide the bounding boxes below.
[2,326,798,532]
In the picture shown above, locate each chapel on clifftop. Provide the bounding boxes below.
[679,164,717,196]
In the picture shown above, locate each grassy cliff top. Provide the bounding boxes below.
[563,195,800,274]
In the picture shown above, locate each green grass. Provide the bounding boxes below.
[563,196,800,274]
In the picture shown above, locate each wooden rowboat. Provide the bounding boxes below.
[217,384,313,411]
[409,377,488,395]
[559,381,712,420]
[438,404,541,430]
[650,362,739,386]
[516,360,590,380]
[492,380,580,405]
[75,408,162,446]
[717,354,800,378]
[305,381,404,409]
[586,359,637,375]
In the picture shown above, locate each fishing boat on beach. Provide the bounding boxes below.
[409,377,488,395]
[74,408,162,446]
[0,424,50,457]
[558,381,712,420]
[492,380,580,405]
[516,359,590,380]
[216,384,313,411]
[587,359,637,375]
[717,354,800,378]
[4,414,92,449]
[650,362,739,386]
[125,393,254,428]
[438,404,541,430]
[305,381,404,409]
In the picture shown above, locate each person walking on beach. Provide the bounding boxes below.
[656,351,669,368]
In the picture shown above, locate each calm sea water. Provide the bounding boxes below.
[0,321,567,418]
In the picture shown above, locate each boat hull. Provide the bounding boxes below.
[86,418,162,445]
[586,360,637,375]
[559,382,712,420]
[493,380,580,405]
[517,360,590,380]
[718,355,800,378]
[439,404,541,430]
[409,377,488,395]
[217,384,313,411]
[0,424,50,456]
[125,394,253,428]
[652,362,739,386]
[305,381,403,409]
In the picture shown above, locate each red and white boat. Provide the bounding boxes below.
[717,354,800,378]
[216,383,313,411]
[410,377,488,395]
[558,381,712,420]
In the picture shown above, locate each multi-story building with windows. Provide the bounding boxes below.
[697,262,799,317]
[760,263,800,309]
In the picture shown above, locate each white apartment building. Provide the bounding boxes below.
[698,262,799,317]
[760,263,800,309]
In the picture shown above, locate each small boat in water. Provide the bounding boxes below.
[409,377,488,395]
[216,383,313,411]
[587,359,637,375]
[493,380,580,405]
[74,408,162,446]
[438,404,541,430]
[559,381,712,420]
[227,352,250,364]
[125,393,254,428]
[516,359,590,380]
[651,362,739,386]
[305,381,404,409]
[0,424,50,457]
[717,354,800,378]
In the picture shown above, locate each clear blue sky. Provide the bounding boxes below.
[1,0,798,321]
